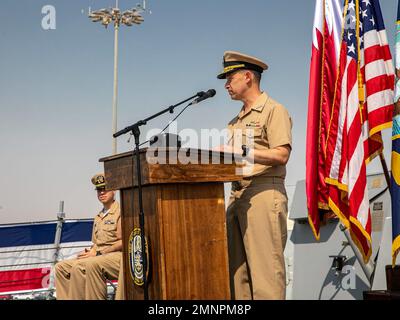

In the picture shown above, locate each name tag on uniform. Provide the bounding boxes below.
[246,121,261,128]
[104,220,115,225]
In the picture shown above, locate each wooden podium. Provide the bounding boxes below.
[100,148,242,300]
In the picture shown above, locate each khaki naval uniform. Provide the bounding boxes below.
[55,201,124,300]
[227,92,292,300]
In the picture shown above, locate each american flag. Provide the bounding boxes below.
[325,0,395,262]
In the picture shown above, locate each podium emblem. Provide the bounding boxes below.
[128,228,148,287]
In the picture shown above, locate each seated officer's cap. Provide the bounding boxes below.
[91,173,106,190]
[217,51,268,80]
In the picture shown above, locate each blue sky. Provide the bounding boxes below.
[0,0,398,223]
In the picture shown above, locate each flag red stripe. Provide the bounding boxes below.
[349,163,367,211]
[364,44,393,66]
[347,61,358,96]
[364,74,395,97]
[368,105,394,128]
[347,113,363,163]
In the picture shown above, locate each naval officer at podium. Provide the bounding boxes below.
[216,51,292,300]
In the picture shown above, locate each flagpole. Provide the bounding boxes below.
[380,153,392,192]
[88,1,146,155]
[112,0,119,155]
[340,225,375,285]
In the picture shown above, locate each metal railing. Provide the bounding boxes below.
[0,203,94,300]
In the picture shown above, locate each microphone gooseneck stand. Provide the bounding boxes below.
[113,91,207,300]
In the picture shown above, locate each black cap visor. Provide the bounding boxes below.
[217,61,264,79]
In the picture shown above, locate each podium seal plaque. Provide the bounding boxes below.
[128,228,149,287]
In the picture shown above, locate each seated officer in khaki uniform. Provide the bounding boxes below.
[55,174,124,300]
[216,51,292,300]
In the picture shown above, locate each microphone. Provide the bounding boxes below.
[190,89,216,105]
[113,90,210,139]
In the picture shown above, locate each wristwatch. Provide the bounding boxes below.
[242,145,250,157]
[96,250,102,256]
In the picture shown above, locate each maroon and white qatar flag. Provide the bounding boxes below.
[306,0,343,240]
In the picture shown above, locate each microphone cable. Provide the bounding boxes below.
[135,101,192,147]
